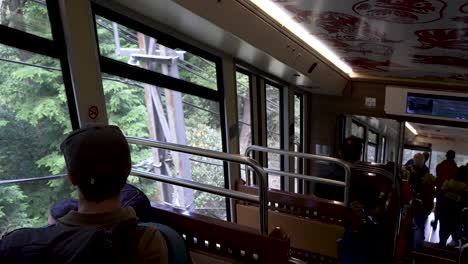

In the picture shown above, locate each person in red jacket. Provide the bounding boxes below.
[432,150,458,229]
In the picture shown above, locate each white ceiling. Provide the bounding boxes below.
[414,123,468,140]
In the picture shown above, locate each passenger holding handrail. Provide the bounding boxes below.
[0,126,169,263]
[432,150,458,229]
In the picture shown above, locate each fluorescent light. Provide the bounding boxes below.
[405,122,418,135]
[249,0,353,75]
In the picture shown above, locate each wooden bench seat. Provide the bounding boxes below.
[148,203,291,263]
[237,185,353,263]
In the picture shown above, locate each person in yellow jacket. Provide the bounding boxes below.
[438,166,468,248]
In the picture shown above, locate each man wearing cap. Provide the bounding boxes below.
[0,126,168,263]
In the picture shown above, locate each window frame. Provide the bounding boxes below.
[235,68,254,184]
[91,4,223,100]
[235,67,255,154]
[293,92,304,193]
[351,120,366,161]
[0,0,79,130]
[264,80,285,190]
[91,3,230,219]
[367,129,379,163]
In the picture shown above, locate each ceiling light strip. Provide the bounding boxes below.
[405,122,418,136]
[248,0,353,75]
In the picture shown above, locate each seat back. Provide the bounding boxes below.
[461,207,468,244]
[238,185,351,226]
[237,185,352,263]
[237,203,344,260]
[139,222,189,264]
[147,203,290,263]
[460,244,468,264]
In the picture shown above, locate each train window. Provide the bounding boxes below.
[456,155,468,168]
[293,94,304,193]
[428,150,468,175]
[294,94,303,151]
[294,94,303,171]
[351,121,365,139]
[367,130,378,162]
[0,44,74,234]
[403,149,420,166]
[0,0,52,39]
[94,16,218,90]
[265,83,282,190]
[102,74,226,219]
[236,71,251,181]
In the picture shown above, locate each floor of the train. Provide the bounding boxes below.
[423,212,454,245]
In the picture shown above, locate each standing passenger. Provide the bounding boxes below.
[405,152,430,171]
[407,153,430,194]
[0,126,168,263]
[438,166,468,247]
[432,150,458,229]
[407,153,433,250]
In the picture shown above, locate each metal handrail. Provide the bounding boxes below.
[126,136,269,235]
[245,145,351,206]
[352,164,395,182]
[0,174,67,185]
[0,169,265,232]
[131,169,259,203]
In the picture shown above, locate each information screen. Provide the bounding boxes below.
[406,93,468,120]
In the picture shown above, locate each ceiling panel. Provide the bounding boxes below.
[270,0,468,83]
[414,123,468,139]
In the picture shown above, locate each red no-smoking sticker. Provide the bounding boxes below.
[88,106,99,120]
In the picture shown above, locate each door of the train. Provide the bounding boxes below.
[382,87,468,263]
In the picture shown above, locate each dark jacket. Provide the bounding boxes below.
[0,207,168,264]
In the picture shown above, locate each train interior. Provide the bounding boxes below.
[1,0,468,263]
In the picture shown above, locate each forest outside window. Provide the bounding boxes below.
[367,130,378,163]
[102,74,226,220]
[236,71,251,181]
[0,44,73,235]
[351,121,365,139]
[265,83,282,190]
[0,0,52,39]
[93,8,226,219]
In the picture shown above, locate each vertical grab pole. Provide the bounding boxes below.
[247,159,269,235]
[343,164,351,207]
[393,121,405,258]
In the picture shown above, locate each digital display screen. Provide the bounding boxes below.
[406,93,468,120]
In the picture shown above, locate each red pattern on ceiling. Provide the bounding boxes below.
[353,0,446,24]
[270,0,468,82]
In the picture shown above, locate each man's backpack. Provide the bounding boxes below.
[0,220,146,264]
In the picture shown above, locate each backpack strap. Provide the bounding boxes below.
[111,219,147,264]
